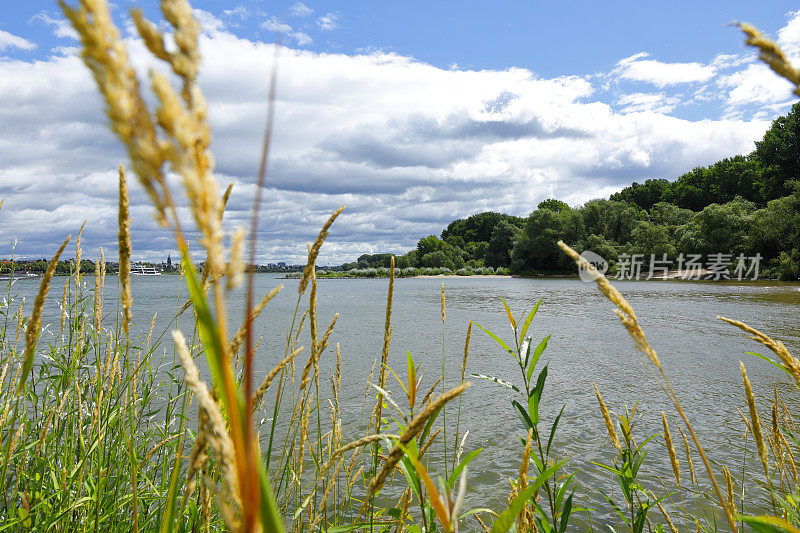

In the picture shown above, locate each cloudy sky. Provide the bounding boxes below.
[1,1,800,264]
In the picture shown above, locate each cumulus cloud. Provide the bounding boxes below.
[223,5,249,20]
[290,2,313,17]
[0,11,792,264]
[29,12,78,40]
[261,17,292,34]
[613,52,715,87]
[293,32,312,46]
[616,92,680,114]
[0,29,36,51]
[316,13,339,31]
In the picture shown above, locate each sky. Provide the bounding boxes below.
[1,1,800,264]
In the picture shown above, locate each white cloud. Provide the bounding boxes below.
[316,13,339,31]
[29,12,78,40]
[290,2,313,17]
[0,13,791,264]
[614,52,715,86]
[223,6,249,20]
[293,32,313,46]
[777,9,800,58]
[261,17,292,33]
[192,9,225,33]
[0,29,36,51]
[616,92,680,114]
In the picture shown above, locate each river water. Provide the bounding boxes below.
[9,273,800,526]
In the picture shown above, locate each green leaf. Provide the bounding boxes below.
[528,391,539,425]
[739,516,800,533]
[512,399,533,429]
[547,405,565,456]
[558,492,574,533]
[181,252,241,416]
[399,455,422,499]
[519,299,542,341]
[590,461,623,476]
[258,463,286,533]
[471,373,524,396]
[490,461,566,533]
[476,323,515,357]
[554,473,574,510]
[527,335,551,382]
[501,297,517,330]
[534,365,548,406]
[420,406,443,447]
[748,351,792,376]
[448,448,482,487]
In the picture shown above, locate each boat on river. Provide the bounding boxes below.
[0,271,41,281]
[131,264,162,276]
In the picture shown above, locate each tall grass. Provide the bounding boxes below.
[1,2,799,532]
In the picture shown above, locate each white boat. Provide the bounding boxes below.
[131,264,162,276]
[0,271,40,281]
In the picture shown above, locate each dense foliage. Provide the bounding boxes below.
[343,104,800,279]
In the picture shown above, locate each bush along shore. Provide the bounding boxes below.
[284,266,510,279]
[2,3,800,532]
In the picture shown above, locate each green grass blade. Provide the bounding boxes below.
[490,460,566,533]
[519,298,542,341]
[476,323,515,357]
[527,334,551,382]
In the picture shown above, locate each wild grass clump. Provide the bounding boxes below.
[1,2,799,532]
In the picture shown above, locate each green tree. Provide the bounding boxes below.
[537,199,570,212]
[417,235,444,257]
[484,220,520,268]
[680,196,756,255]
[580,199,643,245]
[630,221,676,258]
[610,178,671,210]
[753,102,800,201]
[511,207,584,273]
[441,212,523,244]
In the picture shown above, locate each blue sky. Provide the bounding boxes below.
[1,1,799,263]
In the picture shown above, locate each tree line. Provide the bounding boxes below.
[347,102,800,280]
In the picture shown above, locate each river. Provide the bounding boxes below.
[8,273,800,526]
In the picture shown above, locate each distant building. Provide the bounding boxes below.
[277,261,286,267]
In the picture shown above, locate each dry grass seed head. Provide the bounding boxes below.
[594,382,621,451]
[253,346,304,408]
[654,497,680,533]
[558,241,660,368]
[661,412,680,487]
[15,298,25,350]
[298,206,345,295]
[677,425,696,485]
[229,285,282,355]
[75,220,85,291]
[226,227,246,290]
[719,316,800,387]
[172,330,240,501]
[118,164,133,339]
[741,362,770,476]
[723,465,735,517]
[368,381,470,497]
[93,249,103,333]
[20,236,70,393]
[737,22,800,95]
[462,321,472,382]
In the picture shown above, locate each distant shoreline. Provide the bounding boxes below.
[283,272,798,283]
